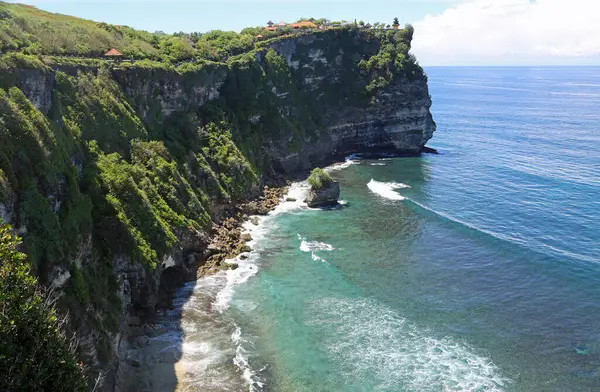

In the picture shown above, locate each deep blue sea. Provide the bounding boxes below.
[171,67,600,391]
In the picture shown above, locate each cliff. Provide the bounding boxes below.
[0,22,434,390]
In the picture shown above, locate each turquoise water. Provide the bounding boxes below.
[175,67,600,391]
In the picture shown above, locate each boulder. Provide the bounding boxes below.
[305,181,340,208]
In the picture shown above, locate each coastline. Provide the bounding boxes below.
[114,182,296,391]
[198,184,290,277]
[116,154,359,391]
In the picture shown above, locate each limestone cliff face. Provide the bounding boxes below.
[270,77,435,174]
[2,27,435,391]
[253,31,436,174]
[111,64,228,121]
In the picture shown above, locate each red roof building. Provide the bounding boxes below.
[104,49,123,57]
[289,21,317,29]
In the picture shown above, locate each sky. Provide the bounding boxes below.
[6,0,600,65]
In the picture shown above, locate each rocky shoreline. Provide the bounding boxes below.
[114,183,289,391]
[197,184,289,277]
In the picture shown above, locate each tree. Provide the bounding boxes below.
[0,224,87,391]
[393,17,400,26]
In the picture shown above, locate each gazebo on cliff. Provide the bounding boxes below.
[104,48,123,62]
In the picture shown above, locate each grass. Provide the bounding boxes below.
[307,168,333,189]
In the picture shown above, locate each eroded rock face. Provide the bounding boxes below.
[264,33,436,175]
[111,64,228,121]
[305,181,340,208]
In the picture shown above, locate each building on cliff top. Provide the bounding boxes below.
[289,21,317,29]
[264,20,317,31]
[104,48,123,62]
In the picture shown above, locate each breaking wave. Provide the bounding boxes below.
[367,179,410,200]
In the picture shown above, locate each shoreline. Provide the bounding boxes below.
[197,184,290,278]
[115,182,294,391]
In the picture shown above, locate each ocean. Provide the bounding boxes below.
[167,67,600,391]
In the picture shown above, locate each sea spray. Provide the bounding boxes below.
[326,153,361,172]
[367,179,410,200]
[298,235,335,253]
[298,234,335,263]
[232,325,265,392]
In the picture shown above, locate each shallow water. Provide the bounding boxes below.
[173,67,600,391]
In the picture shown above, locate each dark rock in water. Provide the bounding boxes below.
[251,217,259,226]
[286,197,297,202]
[305,181,340,208]
[241,233,252,242]
[422,146,439,154]
[240,244,251,253]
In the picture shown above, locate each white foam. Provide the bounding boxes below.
[232,325,265,392]
[213,261,258,312]
[309,297,509,391]
[311,253,327,263]
[298,234,333,263]
[367,179,410,201]
[299,237,335,253]
[369,163,386,166]
[326,154,360,172]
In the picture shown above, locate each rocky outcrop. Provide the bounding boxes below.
[259,31,436,174]
[305,181,340,208]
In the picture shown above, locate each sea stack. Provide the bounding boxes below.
[305,168,340,208]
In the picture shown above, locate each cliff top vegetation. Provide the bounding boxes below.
[0,2,416,66]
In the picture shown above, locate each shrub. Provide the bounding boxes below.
[307,168,333,189]
[0,224,87,391]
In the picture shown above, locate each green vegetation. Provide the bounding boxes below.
[358,24,425,94]
[307,168,333,189]
[0,2,302,63]
[0,2,158,58]
[0,224,87,391]
[0,62,259,376]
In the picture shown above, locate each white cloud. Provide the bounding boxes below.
[412,0,600,65]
